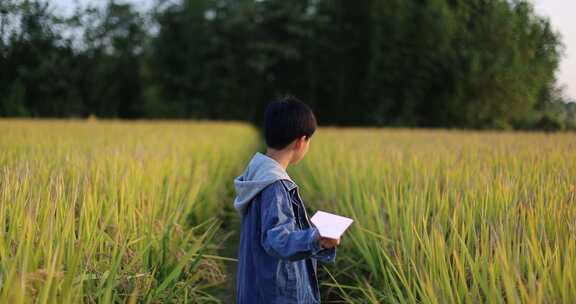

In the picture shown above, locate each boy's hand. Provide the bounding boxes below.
[319,237,340,249]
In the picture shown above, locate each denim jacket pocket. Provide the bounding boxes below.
[290,200,303,229]
[277,260,298,297]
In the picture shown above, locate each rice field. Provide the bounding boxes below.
[291,128,576,303]
[0,120,260,303]
[1,120,575,303]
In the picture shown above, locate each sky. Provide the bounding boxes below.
[533,0,576,100]
[51,0,575,101]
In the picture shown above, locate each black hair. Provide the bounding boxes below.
[263,96,317,150]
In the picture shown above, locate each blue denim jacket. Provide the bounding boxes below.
[234,153,336,303]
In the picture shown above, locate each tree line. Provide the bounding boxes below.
[1,0,575,130]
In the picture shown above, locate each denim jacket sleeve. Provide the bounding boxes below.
[260,181,324,261]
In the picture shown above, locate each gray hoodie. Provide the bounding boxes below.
[233,152,294,215]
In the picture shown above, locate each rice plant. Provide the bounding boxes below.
[0,119,259,303]
[291,128,576,303]
[3,120,574,303]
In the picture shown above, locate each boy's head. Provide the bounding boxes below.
[264,96,317,164]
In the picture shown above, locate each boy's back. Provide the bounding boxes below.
[233,97,339,303]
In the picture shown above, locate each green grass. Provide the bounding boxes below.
[1,121,574,303]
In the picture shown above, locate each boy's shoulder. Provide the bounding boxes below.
[279,179,298,191]
[264,179,298,191]
[261,179,298,197]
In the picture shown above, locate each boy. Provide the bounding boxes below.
[233,97,340,303]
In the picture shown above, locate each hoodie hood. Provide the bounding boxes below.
[233,152,294,215]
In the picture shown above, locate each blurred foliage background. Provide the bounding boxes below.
[1,0,575,130]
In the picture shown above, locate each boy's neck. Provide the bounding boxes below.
[265,148,292,171]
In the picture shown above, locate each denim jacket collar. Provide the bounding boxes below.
[280,178,298,192]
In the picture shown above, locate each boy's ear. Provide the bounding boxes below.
[297,136,307,147]
[291,136,303,149]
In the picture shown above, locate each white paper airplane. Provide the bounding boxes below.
[310,210,353,239]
